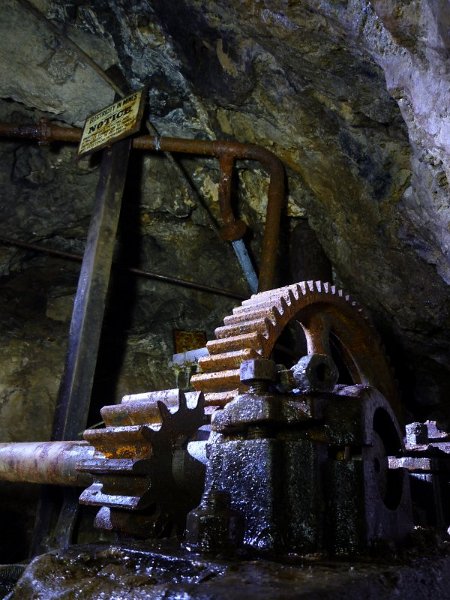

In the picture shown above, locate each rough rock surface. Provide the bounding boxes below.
[146,0,450,415]
[0,0,450,560]
[0,0,449,430]
[10,542,450,600]
[0,0,116,126]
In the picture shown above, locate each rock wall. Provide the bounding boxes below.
[147,0,450,419]
[0,0,450,446]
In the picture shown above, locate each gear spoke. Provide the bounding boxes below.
[301,311,332,356]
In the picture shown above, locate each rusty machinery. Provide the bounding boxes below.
[1,2,447,568]
[0,117,285,554]
[1,280,449,556]
[0,120,284,294]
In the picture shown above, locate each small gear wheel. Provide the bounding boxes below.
[78,388,206,539]
[191,280,400,417]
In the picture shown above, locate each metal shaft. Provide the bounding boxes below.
[0,441,94,486]
[231,239,258,295]
[30,137,133,555]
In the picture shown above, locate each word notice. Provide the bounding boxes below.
[78,89,145,157]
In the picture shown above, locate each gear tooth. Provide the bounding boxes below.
[199,348,260,372]
[273,305,282,322]
[193,279,399,417]
[286,285,297,302]
[205,389,239,407]
[297,281,307,295]
[242,293,259,307]
[265,311,277,327]
[186,390,205,412]
[206,332,263,354]
[80,382,206,540]
[80,479,152,510]
[263,316,275,339]
[121,389,180,405]
[177,390,187,411]
[216,318,270,339]
[101,404,132,427]
[279,296,289,316]
[286,288,297,307]
[224,307,277,326]
[191,369,241,392]
[157,400,172,423]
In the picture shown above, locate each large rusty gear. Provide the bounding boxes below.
[77,280,399,538]
[191,280,400,417]
[77,388,206,538]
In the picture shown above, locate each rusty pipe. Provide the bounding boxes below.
[138,136,285,291]
[217,154,246,241]
[0,121,81,144]
[0,122,285,291]
[0,441,94,486]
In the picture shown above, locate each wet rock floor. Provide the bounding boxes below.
[4,540,450,599]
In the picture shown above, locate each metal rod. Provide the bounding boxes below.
[0,122,285,291]
[217,154,258,293]
[218,154,239,232]
[0,236,246,300]
[136,136,285,292]
[0,441,94,486]
[52,138,132,441]
[231,240,258,295]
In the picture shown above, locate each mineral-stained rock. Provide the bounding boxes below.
[0,0,116,126]
[148,0,450,418]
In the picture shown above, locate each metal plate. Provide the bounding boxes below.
[78,89,145,157]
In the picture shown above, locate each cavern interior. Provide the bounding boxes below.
[1,0,450,598]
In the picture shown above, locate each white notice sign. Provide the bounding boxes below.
[78,89,145,157]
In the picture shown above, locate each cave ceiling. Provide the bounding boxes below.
[0,0,450,428]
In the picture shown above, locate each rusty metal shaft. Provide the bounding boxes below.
[0,441,94,486]
[0,122,285,292]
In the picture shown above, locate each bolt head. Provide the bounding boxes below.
[240,358,277,385]
[184,491,232,553]
[291,353,338,392]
